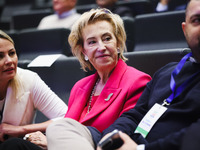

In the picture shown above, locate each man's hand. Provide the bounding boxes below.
[97,131,138,150]
[116,131,138,150]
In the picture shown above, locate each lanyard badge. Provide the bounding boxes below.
[135,103,167,138]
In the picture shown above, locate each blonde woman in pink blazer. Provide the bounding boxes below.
[64,8,151,132]
[45,8,151,150]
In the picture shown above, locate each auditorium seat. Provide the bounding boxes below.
[77,0,96,6]
[0,0,34,30]
[124,48,191,77]
[117,0,154,16]
[16,28,72,61]
[10,9,53,30]
[122,16,135,52]
[0,0,4,17]
[76,4,96,14]
[7,30,20,56]
[76,0,153,15]
[133,10,188,52]
[32,0,53,10]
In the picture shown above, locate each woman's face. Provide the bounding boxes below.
[82,20,118,72]
[0,38,18,83]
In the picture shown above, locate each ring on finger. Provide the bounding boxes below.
[23,134,31,140]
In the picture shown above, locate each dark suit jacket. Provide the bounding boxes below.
[89,60,200,150]
[181,118,200,150]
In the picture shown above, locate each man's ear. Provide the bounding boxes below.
[182,22,186,36]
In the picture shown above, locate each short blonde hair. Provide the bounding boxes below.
[68,8,127,71]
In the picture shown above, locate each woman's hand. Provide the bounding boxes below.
[24,131,47,150]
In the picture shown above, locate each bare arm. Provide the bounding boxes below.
[0,120,52,141]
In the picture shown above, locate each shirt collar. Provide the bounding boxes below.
[56,8,76,19]
[189,56,200,64]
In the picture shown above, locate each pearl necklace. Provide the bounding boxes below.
[86,79,100,115]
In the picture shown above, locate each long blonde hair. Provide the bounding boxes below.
[68,8,128,72]
[0,30,20,97]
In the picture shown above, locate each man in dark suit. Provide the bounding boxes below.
[181,119,200,150]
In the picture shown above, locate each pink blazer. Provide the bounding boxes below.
[65,59,151,132]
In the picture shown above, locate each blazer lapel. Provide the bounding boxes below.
[82,88,122,122]
[67,73,99,120]
[67,87,90,120]
[82,59,127,122]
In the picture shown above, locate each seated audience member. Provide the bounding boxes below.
[37,0,81,29]
[51,7,151,133]
[0,30,68,148]
[155,0,189,12]
[0,8,151,150]
[96,0,133,17]
[34,1,200,150]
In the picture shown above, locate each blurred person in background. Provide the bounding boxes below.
[37,0,81,29]
[153,0,189,12]
[96,0,133,17]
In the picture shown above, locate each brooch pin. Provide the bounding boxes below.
[105,93,113,101]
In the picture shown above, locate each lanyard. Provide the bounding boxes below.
[163,52,200,106]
